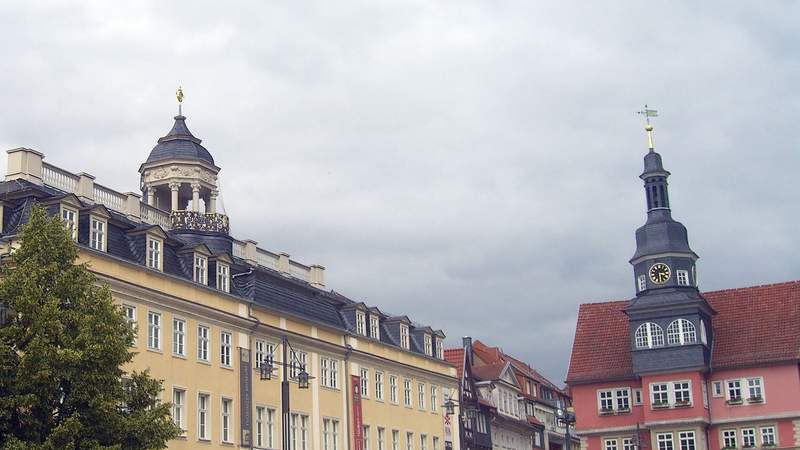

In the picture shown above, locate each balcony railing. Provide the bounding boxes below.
[170,210,230,234]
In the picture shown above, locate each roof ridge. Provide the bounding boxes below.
[702,279,800,296]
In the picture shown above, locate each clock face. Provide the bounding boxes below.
[649,263,671,284]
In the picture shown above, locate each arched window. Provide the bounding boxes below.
[634,322,664,349]
[667,319,697,345]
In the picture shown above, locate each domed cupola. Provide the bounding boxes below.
[139,87,229,235]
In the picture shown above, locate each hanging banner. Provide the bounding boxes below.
[444,412,453,450]
[352,375,364,450]
[240,347,253,447]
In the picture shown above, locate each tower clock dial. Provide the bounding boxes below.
[648,263,671,284]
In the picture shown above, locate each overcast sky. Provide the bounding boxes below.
[1,1,798,384]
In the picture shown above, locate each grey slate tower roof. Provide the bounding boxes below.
[145,115,215,166]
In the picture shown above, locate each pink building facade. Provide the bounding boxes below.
[566,125,800,450]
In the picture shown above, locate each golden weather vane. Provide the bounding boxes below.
[636,104,658,151]
[176,86,184,115]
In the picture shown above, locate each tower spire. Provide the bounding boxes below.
[176,86,184,116]
[636,105,658,151]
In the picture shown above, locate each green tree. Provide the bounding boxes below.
[0,205,181,449]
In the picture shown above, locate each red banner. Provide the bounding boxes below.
[352,375,364,450]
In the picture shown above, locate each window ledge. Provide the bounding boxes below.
[726,399,744,406]
[652,403,670,409]
[674,401,692,408]
[747,397,763,404]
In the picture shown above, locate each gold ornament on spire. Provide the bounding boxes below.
[176,86,184,115]
[636,105,658,151]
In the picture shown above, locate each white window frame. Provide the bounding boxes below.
[172,317,186,357]
[364,425,371,450]
[194,254,208,285]
[418,382,426,410]
[370,316,380,339]
[637,274,647,292]
[147,311,161,350]
[673,380,692,405]
[431,385,438,412]
[220,331,232,367]
[197,325,210,362]
[722,430,737,449]
[123,304,137,344]
[400,324,410,350]
[746,377,764,401]
[255,339,276,369]
[741,428,756,448]
[676,270,689,286]
[392,430,399,450]
[634,322,664,348]
[389,375,398,403]
[404,379,412,407]
[623,438,635,450]
[375,370,384,401]
[420,434,427,450]
[198,392,211,441]
[759,426,776,447]
[146,235,163,271]
[651,383,669,407]
[406,432,413,450]
[356,311,366,335]
[89,216,107,251]
[424,334,432,356]
[726,379,742,402]
[436,338,444,359]
[633,388,643,405]
[289,350,308,380]
[605,439,618,450]
[678,431,695,450]
[172,388,186,433]
[378,428,386,450]
[60,205,77,241]
[597,387,631,413]
[667,319,697,345]
[360,368,369,398]
[221,397,233,443]
[217,263,230,293]
[711,381,723,397]
[320,356,339,389]
[656,433,674,450]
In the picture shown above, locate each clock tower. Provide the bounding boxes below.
[624,111,715,375]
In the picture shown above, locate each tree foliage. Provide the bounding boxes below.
[0,205,180,449]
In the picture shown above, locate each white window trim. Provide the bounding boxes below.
[360,368,370,398]
[60,205,78,241]
[197,324,211,363]
[634,322,664,349]
[217,262,230,293]
[221,397,234,443]
[711,381,723,398]
[172,317,186,357]
[633,388,643,405]
[146,235,163,271]
[194,253,208,285]
[370,316,380,339]
[147,310,162,351]
[375,370,384,401]
[198,392,212,441]
[399,324,410,350]
[596,387,631,414]
[220,330,233,368]
[320,356,340,389]
[676,269,689,286]
[89,215,107,251]
[666,319,697,345]
[637,274,647,292]
[355,311,367,336]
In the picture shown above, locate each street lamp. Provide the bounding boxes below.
[257,335,314,450]
[556,405,577,450]
[443,397,478,419]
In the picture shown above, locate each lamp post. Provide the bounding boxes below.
[556,405,576,450]
[258,335,312,450]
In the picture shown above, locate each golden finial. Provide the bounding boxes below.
[176,86,184,115]
[637,105,658,151]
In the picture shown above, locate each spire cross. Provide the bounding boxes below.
[636,104,658,151]
[176,86,184,116]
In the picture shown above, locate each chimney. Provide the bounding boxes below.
[6,148,44,185]
[277,252,291,275]
[310,264,325,288]
[244,239,258,266]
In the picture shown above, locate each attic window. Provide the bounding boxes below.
[424,334,432,356]
[400,324,409,350]
[435,338,443,359]
[666,319,696,345]
[146,236,162,271]
[217,263,230,293]
[89,216,106,252]
[60,205,77,241]
[370,316,380,339]
[194,254,207,285]
[355,311,366,336]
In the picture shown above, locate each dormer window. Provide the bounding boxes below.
[424,334,432,356]
[355,311,366,335]
[217,263,230,293]
[89,216,107,251]
[634,322,664,349]
[146,236,162,271]
[60,205,77,241]
[400,324,409,350]
[194,254,207,285]
[435,338,443,359]
[370,316,380,339]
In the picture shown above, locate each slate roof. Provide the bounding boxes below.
[566,280,800,384]
[0,177,446,360]
[145,115,215,166]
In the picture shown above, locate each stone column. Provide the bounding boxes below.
[209,190,218,214]
[169,182,180,212]
[146,185,155,206]
[191,182,201,212]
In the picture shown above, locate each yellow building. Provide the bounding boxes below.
[0,108,459,450]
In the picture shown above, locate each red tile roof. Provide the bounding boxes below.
[444,348,465,378]
[567,280,800,384]
[471,362,507,381]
